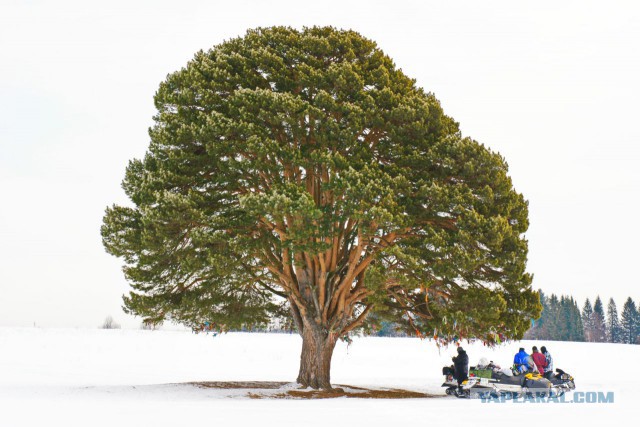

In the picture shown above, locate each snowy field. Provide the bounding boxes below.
[0,327,635,426]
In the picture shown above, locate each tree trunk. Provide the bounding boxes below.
[296,323,337,390]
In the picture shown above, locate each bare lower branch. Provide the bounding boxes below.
[340,304,373,336]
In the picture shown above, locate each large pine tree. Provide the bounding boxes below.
[620,298,639,344]
[606,298,622,343]
[101,26,540,389]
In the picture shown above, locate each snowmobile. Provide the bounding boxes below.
[442,365,575,398]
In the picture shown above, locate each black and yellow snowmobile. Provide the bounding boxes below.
[442,365,575,398]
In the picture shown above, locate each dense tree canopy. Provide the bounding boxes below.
[102,26,539,388]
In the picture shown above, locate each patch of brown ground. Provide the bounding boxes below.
[190,381,289,389]
[280,388,438,399]
[188,381,442,399]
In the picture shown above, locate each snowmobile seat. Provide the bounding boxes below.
[524,378,551,389]
[492,372,526,386]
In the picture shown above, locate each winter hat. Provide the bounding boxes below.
[457,347,464,353]
[541,346,547,353]
[519,347,525,352]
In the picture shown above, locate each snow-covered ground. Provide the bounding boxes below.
[0,327,635,426]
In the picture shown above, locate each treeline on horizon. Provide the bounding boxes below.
[523,291,640,345]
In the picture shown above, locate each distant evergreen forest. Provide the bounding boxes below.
[523,291,640,344]
[361,291,640,344]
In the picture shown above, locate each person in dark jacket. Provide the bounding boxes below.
[452,347,469,392]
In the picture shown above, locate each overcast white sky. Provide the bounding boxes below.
[1,0,638,328]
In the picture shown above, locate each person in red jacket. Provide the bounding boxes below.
[531,346,547,374]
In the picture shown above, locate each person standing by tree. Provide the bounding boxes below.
[541,346,554,380]
[452,347,469,394]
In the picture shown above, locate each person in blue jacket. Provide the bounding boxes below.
[513,347,529,373]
